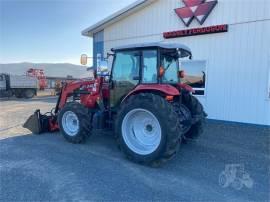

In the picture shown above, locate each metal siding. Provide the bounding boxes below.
[103,0,270,125]
[93,30,104,68]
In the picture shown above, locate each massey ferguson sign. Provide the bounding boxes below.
[163,24,228,39]
[163,0,228,39]
[175,0,218,27]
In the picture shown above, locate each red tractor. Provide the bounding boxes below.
[24,43,207,166]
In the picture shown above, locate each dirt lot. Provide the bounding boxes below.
[0,97,269,201]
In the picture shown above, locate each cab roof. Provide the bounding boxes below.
[111,42,191,53]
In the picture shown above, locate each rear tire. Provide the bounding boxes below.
[182,93,206,139]
[23,89,35,98]
[115,93,182,166]
[14,90,23,98]
[58,102,91,143]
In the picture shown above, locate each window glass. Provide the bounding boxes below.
[161,55,178,83]
[142,50,157,83]
[112,51,139,85]
[180,60,206,96]
[268,68,270,98]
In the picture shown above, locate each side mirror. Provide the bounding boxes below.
[80,54,88,65]
[97,60,109,76]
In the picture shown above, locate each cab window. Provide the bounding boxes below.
[142,50,157,83]
[112,51,140,85]
[161,54,179,83]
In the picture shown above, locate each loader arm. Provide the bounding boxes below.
[56,78,103,112]
[23,77,103,134]
[58,81,83,110]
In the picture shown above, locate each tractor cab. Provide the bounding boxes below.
[103,43,192,107]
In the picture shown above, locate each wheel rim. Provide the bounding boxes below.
[62,111,79,136]
[121,108,162,155]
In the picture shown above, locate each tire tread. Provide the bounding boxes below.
[115,93,182,166]
[58,102,91,144]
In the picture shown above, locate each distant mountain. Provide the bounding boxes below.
[0,62,90,78]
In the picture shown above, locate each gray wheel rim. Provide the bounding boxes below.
[121,108,162,155]
[62,111,79,136]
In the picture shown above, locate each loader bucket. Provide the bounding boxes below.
[23,109,49,134]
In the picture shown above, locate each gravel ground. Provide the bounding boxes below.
[0,97,269,201]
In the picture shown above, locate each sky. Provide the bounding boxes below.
[0,0,136,65]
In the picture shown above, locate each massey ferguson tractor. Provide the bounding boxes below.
[24,43,206,166]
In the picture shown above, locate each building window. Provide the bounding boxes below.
[180,60,207,96]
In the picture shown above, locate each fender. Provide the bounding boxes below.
[121,84,180,104]
[177,83,195,93]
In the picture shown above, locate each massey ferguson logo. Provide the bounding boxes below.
[175,0,218,26]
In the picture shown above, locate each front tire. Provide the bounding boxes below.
[115,93,182,166]
[58,102,91,143]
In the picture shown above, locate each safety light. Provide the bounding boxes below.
[166,95,174,101]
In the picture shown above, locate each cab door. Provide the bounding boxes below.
[110,51,140,108]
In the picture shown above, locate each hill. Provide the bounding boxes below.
[0,62,90,78]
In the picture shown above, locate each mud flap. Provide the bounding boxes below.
[23,109,50,134]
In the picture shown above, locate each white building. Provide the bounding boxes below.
[82,0,270,125]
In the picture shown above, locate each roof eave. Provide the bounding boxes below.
[81,0,156,37]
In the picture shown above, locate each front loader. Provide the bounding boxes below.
[23,42,207,166]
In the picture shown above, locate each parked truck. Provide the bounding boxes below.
[0,73,38,98]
